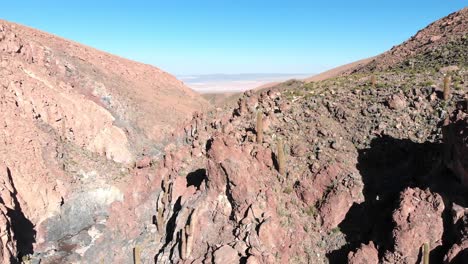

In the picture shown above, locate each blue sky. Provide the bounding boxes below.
[1,1,466,75]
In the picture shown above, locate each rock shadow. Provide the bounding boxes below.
[5,167,36,261]
[186,169,207,189]
[327,135,467,263]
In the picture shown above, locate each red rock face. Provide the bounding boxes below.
[348,242,379,264]
[385,188,444,263]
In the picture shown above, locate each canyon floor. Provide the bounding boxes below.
[0,7,467,264]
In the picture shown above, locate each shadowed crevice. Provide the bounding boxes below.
[186,169,207,189]
[5,167,36,261]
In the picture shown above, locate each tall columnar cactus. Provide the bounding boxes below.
[370,75,377,87]
[277,138,286,175]
[186,209,197,257]
[181,209,196,260]
[155,178,174,235]
[180,229,187,260]
[185,223,193,258]
[423,242,430,264]
[160,179,173,212]
[256,110,263,143]
[156,205,164,235]
[134,245,141,264]
[443,75,451,101]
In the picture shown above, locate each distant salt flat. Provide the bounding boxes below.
[178,73,312,93]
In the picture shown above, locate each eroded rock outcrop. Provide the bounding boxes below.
[384,188,445,263]
[348,242,379,264]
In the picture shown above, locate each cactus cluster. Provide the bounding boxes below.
[155,177,173,235]
[154,176,198,261]
[180,209,196,260]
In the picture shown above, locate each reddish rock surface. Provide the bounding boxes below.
[444,240,468,263]
[385,188,444,263]
[387,94,407,110]
[213,245,240,264]
[348,242,379,264]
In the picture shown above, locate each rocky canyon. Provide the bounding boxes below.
[0,7,467,264]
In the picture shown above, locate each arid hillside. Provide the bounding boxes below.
[0,19,207,263]
[351,7,468,73]
[303,7,468,82]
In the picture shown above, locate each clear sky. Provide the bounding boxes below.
[1,1,466,75]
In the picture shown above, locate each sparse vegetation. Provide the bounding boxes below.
[421,80,434,87]
[283,186,293,194]
[304,205,317,217]
[21,255,32,264]
[330,227,341,234]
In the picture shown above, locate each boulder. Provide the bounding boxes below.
[387,94,407,110]
[213,245,239,264]
[387,188,444,263]
[348,242,379,264]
